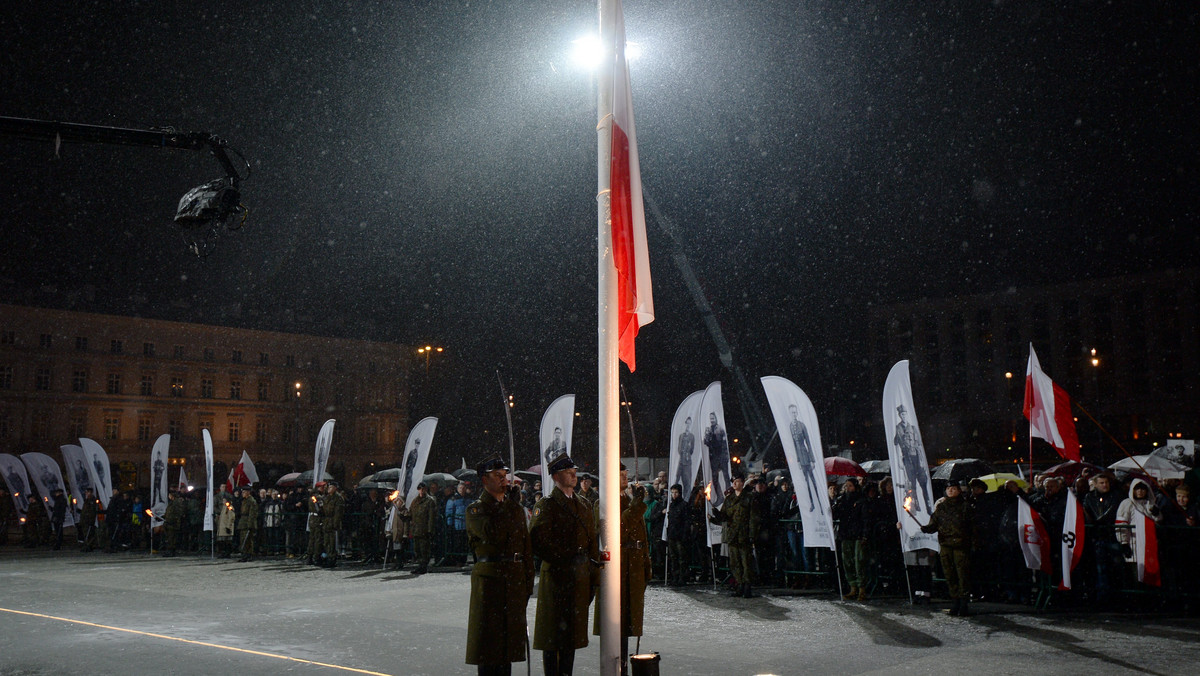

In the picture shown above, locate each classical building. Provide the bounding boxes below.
[862,268,1199,466]
[0,304,411,488]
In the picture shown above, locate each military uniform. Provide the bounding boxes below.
[593,491,652,639]
[163,494,186,556]
[307,491,324,563]
[409,493,439,573]
[711,487,759,595]
[237,493,259,561]
[79,493,99,551]
[531,486,600,658]
[921,487,973,615]
[465,488,534,671]
[320,488,345,566]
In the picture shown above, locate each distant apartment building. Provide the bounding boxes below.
[862,268,1199,465]
[0,304,411,487]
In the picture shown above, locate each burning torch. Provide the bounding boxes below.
[901,494,928,527]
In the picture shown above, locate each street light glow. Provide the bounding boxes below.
[570,34,641,70]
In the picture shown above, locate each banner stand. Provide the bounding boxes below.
[832,543,844,601]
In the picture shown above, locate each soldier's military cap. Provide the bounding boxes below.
[547,454,578,474]
[476,455,510,475]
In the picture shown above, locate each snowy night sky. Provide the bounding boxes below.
[1,1,1197,468]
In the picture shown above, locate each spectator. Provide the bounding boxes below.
[444,482,471,566]
[1083,472,1123,606]
[920,480,974,616]
[832,479,864,600]
[1115,478,1161,563]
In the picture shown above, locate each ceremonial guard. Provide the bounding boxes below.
[593,465,652,674]
[237,486,259,562]
[710,474,758,597]
[531,454,601,676]
[79,488,99,551]
[464,456,534,676]
[306,485,324,564]
[162,489,186,557]
[409,482,438,574]
[320,480,345,567]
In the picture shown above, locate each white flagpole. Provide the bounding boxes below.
[597,1,622,673]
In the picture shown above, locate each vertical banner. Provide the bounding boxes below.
[1134,510,1161,586]
[79,438,113,509]
[661,390,703,541]
[203,429,215,532]
[400,416,439,508]
[149,434,170,528]
[1017,496,1051,573]
[882,361,939,552]
[1060,487,1084,589]
[698,381,731,546]
[20,452,75,527]
[539,395,577,492]
[760,376,836,551]
[61,444,92,520]
[0,453,32,515]
[312,419,336,489]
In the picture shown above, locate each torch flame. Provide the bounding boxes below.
[704,483,712,500]
[144,509,153,516]
[389,490,400,502]
[903,496,913,512]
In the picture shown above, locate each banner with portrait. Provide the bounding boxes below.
[760,376,835,551]
[400,416,438,508]
[60,444,92,520]
[0,453,32,516]
[698,381,732,546]
[203,429,215,532]
[882,361,939,552]
[312,419,336,489]
[79,438,113,509]
[20,452,74,527]
[660,390,703,541]
[149,434,171,528]
[538,394,576,493]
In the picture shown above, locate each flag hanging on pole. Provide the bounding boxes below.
[1133,510,1161,586]
[178,466,190,492]
[1023,345,1081,461]
[609,0,653,372]
[1060,487,1085,589]
[225,450,258,492]
[1017,497,1052,574]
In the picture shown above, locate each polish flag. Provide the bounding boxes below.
[609,0,653,372]
[1059,488,1086,590]
[1024,345,1081,461]
[1017,497,1052,574]
[177,466,190,492]
[1134,510,1161,586]
[225,450,258,492]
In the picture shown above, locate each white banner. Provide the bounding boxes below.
[539,394,576,491]
[60,444,92,520]
[661,390,703,541]
[313,419,336,489]
[0,453,32,516]
[400,416,439,508]
[1061,487,1084,589]
[761,376,836,551]
[79,438,113,509]
[698,381,731,546]
[203,429,214,532]
[149,434,170,528]
[20,452,75,527]
[882,361,939,552]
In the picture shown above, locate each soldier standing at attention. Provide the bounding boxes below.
[409,482,438,574]
[710,474,758,597]
[464,456,534,676]
[307,485,324,565]
[320,481,345,567]
[593,465,652,675]
[920,479,974,616]
[531,454,600,676]
[237,486,259,562]
[162,489,185,557]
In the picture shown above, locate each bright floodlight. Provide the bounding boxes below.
[571,34,640,70]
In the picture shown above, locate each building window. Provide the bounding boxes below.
[230,379,242,400]
[110,339,124,354]
[231,350,243,364]
[203,348,214,362]
[363,422,378,447]
[257,380,270,401]
[335,390,344,406]
[40,334,53,349]
[199,419,213,437]
[138,415,153,441]
[256,419,268,442]
[0,366,11,389]
[104,416,121,440]
[0,413,9,438]
[143,342,155,357]
[285,354,295,367]
[0,331,14,345]
[32,411,50,440]
[70,413,86,439]
[200,378,214,398]
[140,374,154,397]
[228,421,241,442]
[173,345,185,359]
[170,376,185,397]
[107,373,122,395]
[168,419,182,439]
[35,367,52,391]
[282,425,294,444]
[369,361,377,373]
[72,370,88,393]
[259,352,269,366]
[76,336,88,351]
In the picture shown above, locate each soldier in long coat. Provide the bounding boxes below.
[593,468,652,674]
[162,489,186,556]
[409,482,439,574]
[710,474,759,597]
[320,481,345,567]
[465,456,534,676]
[531,454,600,676]
[236,487,259,562]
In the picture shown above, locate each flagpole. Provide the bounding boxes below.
[597,1,622,673]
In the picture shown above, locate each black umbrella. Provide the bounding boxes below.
[931,458,994,482]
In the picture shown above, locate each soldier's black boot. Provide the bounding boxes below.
[958,598,970,617]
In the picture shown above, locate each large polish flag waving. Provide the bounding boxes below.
[225,450,258,492]
[610,0,653,372]
[1017,496,1052,574]
[1024,344,1081,461]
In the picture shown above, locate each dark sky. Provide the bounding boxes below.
[2,1,1197,469]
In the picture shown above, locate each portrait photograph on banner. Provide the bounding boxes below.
[79,438,113,508]
[882,361,940,552]
[60,444,92,520]
[400,416,438,507]
[661,390,704,541]
[760,376,836,551]
[698,381,732,510]
[538,394,576,493]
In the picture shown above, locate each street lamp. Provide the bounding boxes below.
[292,381,303,468]
[417,345,444,373]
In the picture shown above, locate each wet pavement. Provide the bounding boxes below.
[1,549,1197,675]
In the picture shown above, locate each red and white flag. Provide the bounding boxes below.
[609,0,653,372]
[1017,497,1052,574]
[177,466,189,492]
[1060,488,1086,590]
[1133,510,1161,586]
[225,450,258,492]
[1024,345,1081,462]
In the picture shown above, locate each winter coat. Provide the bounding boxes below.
[1116,478,1161,557]
[710,488,757,545]
[465,490,534,666]
[920,494,973,549]
[594,492,652,638]
[409,494,438,537]
[531,487,600,651]
[1083,486,1122,542]
[832,490,863,540]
